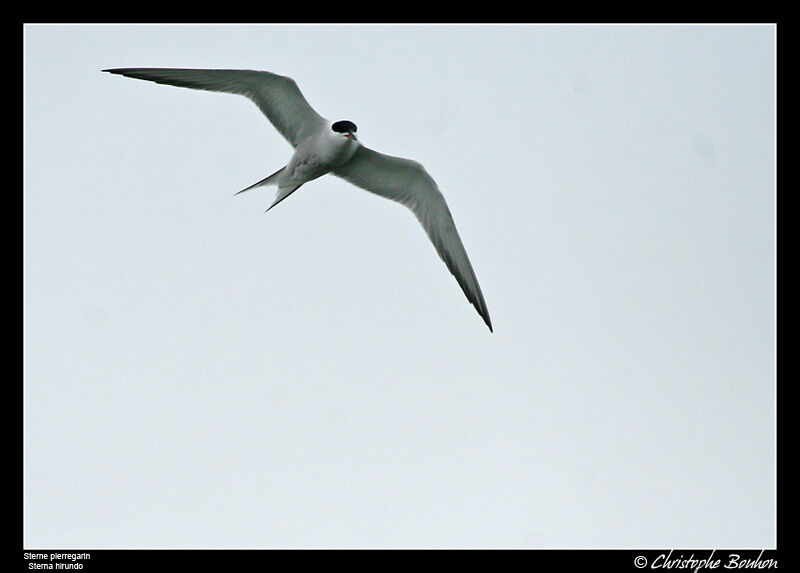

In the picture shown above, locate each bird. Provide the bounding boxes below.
[103,67,493,332]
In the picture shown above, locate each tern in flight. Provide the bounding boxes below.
[104,68,492,331]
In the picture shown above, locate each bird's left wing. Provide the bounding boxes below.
[334,145,492,331]
[103,68,327,147]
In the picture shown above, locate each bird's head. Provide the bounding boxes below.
[332,120,358,141]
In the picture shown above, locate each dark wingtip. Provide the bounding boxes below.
[103,68,139,77]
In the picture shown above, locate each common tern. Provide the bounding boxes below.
[104,68,492,331]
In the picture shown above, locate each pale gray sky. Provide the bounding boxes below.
[24,24,775,548]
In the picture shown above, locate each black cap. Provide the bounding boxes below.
[331,120,357,134]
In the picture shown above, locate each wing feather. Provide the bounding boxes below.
[334,146,492,331]
[103,68,327,147]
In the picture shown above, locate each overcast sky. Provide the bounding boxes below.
[24,24,775,548]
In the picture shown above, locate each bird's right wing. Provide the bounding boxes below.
[334,145,492,331]
[103,68,327,147]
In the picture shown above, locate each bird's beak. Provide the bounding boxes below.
[345,132,357,140]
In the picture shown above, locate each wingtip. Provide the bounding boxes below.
[476,304,493,333]
[103,68,138,76]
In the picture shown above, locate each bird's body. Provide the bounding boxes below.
[104,67,493,331]
[254,120,361,210]
[285,121,359,185]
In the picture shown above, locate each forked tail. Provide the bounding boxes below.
[235,166,285,195]
[234,165,303,213]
